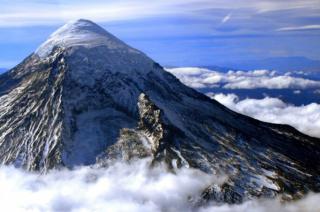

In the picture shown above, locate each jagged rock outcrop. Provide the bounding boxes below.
[0,19,320,202]
[97,93,185,168]
[137,93,167,155]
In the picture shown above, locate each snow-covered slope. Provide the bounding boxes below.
[36,19,141,58]
[0,19,320,203]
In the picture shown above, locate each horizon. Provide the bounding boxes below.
[1,0,320,69]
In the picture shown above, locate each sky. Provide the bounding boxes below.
[0,0,320,68]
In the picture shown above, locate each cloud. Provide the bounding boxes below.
[166,67,320,89]
[200,194,320,212]
[277,25,320,31]
[0,158,319,211]
[221,13,232,24]
[0,0,319,27]
[209,93,320,138]
[0,159,223,212]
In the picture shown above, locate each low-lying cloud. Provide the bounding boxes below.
[209,93,320,138]
[0,158,320,212]
[166,67,320,89]
[201,194,320,212]
[166,67,320,138]
[0,159,222,212]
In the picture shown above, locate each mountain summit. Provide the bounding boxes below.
[36,19,140,58]
[0,19,320,203]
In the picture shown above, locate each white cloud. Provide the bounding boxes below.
[0,158,319,211]
[277,25,320,31]
[200,194,320,212]
[0,159,224,212]
[0,0,319,27]
[166,67,320,89]
[223,75,320,89]
[221,13,232,24]
[166,67,320,138]
[209,93,320,138]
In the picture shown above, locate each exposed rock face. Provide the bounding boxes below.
[137,93,166,155]
[0,50,66,171]
[0,19,320,202]
[98,93,182,167]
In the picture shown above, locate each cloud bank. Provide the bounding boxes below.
[0,159,220,212]
[209,93,320,138]
[0,158,320,212]
[166,67,320,89]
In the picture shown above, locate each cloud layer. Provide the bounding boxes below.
[0,158,320,212]
[209,93,320,138]
[1,0,320,30]
[0,159,219,212]
[166,67,320,89]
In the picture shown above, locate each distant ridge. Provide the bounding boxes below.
[220,56,320,72]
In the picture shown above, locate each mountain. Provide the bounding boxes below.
[0,19,320,203]
[220,56,320,72]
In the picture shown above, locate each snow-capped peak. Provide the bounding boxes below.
[35,19,139,58]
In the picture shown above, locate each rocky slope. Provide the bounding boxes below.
[0,19,320,203]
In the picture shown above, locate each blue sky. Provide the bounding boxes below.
[0,0,320,68]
